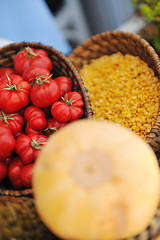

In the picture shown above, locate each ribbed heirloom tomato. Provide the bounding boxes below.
[66,91,84,121]
[54,76,73,97]
[8,156,23,188]
[0,74,31,113]
[0,67,15,78]
[30,75,60,108]
[66,92,84,107]
[14,46,52,75]
[45,118,66,136]
[51,101,71,123]
[51,91,84,123]
[24,106,47,131]
[8,157,34,188]
[0,111,24,136]
[22,66,51,82]
[21,163,34,188]
[69,106,84,122]
[15,133,48,165]
[25,125,44,135]
[0,124,15,161]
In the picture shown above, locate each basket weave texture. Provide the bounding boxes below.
[0,41,92,197]
[69,31,160,239]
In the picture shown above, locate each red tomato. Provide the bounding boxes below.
[0,68,15,78]
[51,91,84,123]
[30,76,60,108]
[25,124,43,135]
[15,133,48,164]
[54,76,72,97]
[51,101,71,123]
[63,92,84,121]
[21,163,34,188]
[22,65,50,82]
[0,74,31,113]
[45,118,66,136]
[14,46,52,75]
[0,162,7,182]
[24,106,47,131]
[0,111,24,136]
[65,92,84,107]
[0,124,15,161]
[69,106,83,121]
[8,156,23,188]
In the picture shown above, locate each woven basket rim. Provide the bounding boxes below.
[70,30,160,77]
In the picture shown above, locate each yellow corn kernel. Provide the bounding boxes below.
[80,53,160,139]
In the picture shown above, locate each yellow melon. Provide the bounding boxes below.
[33,119,160,240]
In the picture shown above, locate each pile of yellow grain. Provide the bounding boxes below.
[79,52,160,139]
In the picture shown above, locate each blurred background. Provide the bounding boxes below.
[46,0,134,48]
[0,0,159,55]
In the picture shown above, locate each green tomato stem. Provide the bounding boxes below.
[61,94,76,106]
[30,74,53,86]
[44,127,57,134]
[2,74,24,91]
[25,46,37,58]
[31,139,46,150]
[0,111,18,123]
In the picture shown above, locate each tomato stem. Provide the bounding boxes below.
[0,111,18,123]
[2,74,24,91]
[25,46,37,58]
[61,94,76,106]
[30,74,52,86]
[45,127,57,134]
[31,139,46,150]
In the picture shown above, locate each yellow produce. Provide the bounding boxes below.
[33,119,160,240]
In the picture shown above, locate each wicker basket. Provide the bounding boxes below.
[69,31,160,239]
[0,42,92,197]
[69,30,160,156]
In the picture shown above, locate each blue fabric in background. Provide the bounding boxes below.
[0,0,72,55]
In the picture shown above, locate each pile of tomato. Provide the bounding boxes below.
[0,46,84,189]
